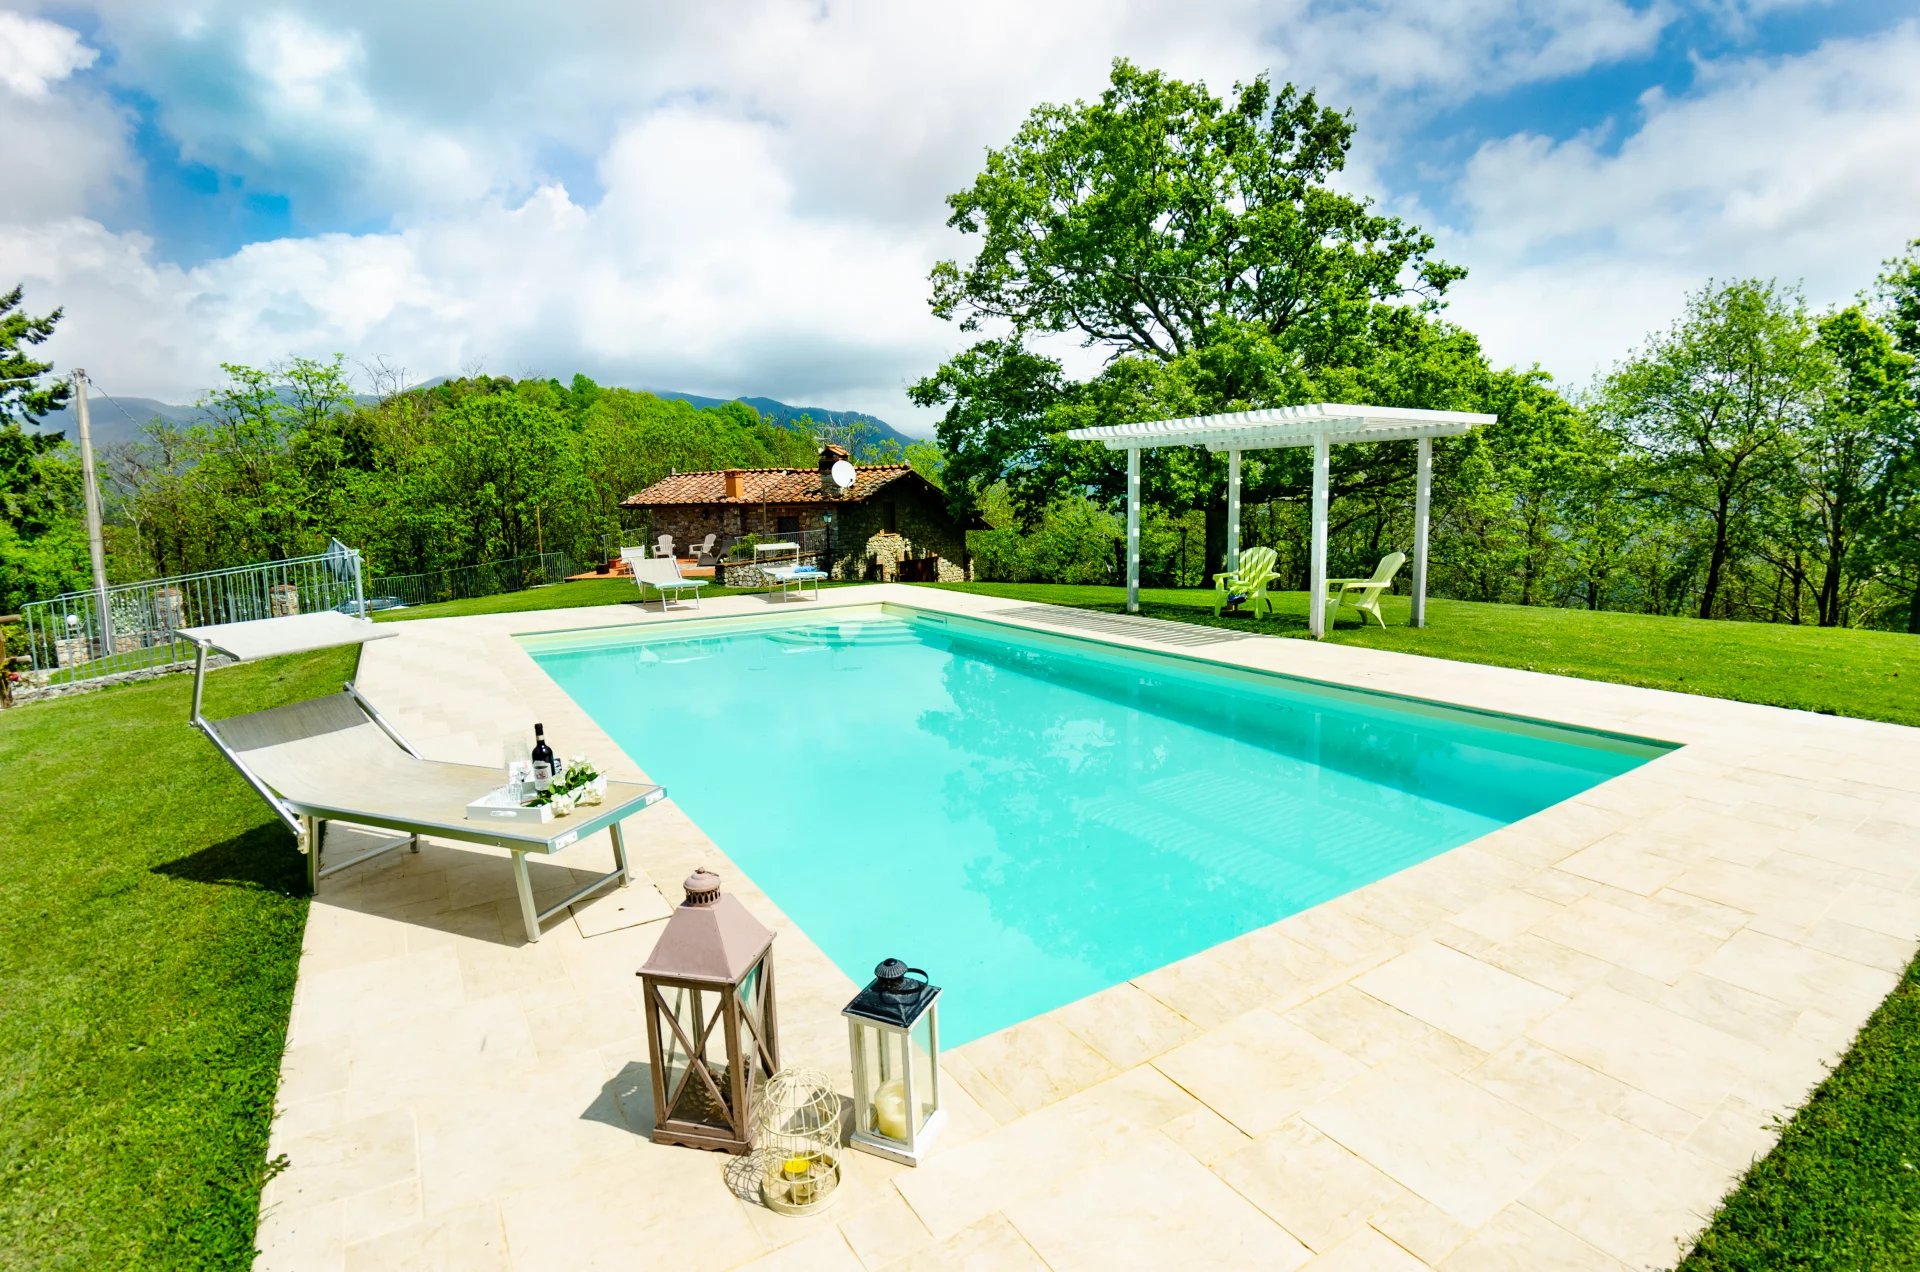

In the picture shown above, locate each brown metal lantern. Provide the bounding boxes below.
[637,869,780,1153]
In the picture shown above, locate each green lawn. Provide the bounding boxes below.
[0,648,353,1270]
[926,583,1920,728]
[4,579,1916,1267]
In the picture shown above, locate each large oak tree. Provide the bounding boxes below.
[914,60,1479,578]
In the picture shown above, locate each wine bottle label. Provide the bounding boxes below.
[533,761,553,789]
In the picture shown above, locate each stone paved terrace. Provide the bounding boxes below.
[251,584,1920,1271]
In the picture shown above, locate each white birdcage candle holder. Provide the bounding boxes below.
[754,1068,843,1215]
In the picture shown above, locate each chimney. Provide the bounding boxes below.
[817,443,850,481]
[723,469,745,499]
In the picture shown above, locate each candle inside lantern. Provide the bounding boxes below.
[873,1078,909,1140]
[782,1154,816,1205]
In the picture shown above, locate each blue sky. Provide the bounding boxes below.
[2,0,1917,428]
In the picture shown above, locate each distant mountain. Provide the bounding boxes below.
[25,396,210,447]
[648,391,917,451]
[27,387,917,451]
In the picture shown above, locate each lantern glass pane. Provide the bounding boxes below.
[909,1013,937,1132]
[736,961,767,1056]
[658,984,735,1126]
[658,985,695,1104]
[855,1023,914,1144]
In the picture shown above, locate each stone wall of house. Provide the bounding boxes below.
[828,488,970,582]
[628,480,970,582]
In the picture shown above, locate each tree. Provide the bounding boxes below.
[1871,241,1920,631]
[1801,308,1912,626]
[0,285,70,425]
[916,60,1464,573]
[1595,280,1826,620]
[930,59,1460,366]
[0,285,86,611]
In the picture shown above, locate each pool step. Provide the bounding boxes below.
[765,623,921,648]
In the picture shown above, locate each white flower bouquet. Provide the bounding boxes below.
[529,754,605,815]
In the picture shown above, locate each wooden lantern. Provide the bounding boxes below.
[637,869,779,1153]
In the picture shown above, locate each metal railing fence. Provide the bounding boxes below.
[368,551,575,607]
[20,540,365,681]
[600,527,831,565]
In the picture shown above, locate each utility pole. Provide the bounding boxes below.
[71,369,113,658]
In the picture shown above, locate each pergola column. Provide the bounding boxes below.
[1226,448,1241,573]
[1125,445,1141,614]
[1308,431,1329,638]
[1412,436,1432,628]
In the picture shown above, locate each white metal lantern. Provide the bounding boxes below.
[842,959,942,1166]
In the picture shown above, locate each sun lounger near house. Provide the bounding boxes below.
[622,549,707,610]
[180,613,665,943]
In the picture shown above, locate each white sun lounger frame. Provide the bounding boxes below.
[181,612,665,942]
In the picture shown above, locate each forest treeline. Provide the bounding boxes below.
[0,357,937,610]
[957,274,1920,632]
[3,60,1918,631]
[915,62,1920,632]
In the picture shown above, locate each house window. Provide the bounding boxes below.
[883,501,898,534]
[776,514,800,535]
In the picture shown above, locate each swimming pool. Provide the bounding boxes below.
[525,606,1670,1045]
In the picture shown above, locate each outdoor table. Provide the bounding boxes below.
[765,567,828,602]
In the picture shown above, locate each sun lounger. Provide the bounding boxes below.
[622,550,707,610]
[181,613,665,942]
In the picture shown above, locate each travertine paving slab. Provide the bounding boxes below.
[1528,985,1770,1117]
[1152,1009,1363,1137]
[1522,1120,1732,1268]
[1301,1057,1574,1228]
[1004,1135,1309,1271]
[1438,1205,1625,1271]
[1353,940,1565,1051]
[248,585,1920,1270]
[1212,1118,1409,1251]
[1304,1228,1430,1271]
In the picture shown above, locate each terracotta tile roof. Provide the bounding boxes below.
[620,465,924,507]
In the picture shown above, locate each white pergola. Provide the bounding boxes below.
[1065,403,1497,637]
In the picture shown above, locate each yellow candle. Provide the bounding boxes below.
[873,1078,910,1140]
[781,1154,816,1205]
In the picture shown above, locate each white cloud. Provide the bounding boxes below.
[0,16,129,222]
[0,10,96,97]
[1442,21,1920,388]
[0,108,954,423]
[1,3,1914,431]
[1273,0,1671,102]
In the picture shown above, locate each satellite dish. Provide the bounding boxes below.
[829,459,856,490]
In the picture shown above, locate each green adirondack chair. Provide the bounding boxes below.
[1325,551,1407,628]
[1212,545,1281,618]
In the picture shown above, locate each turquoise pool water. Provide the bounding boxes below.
[526,608,1667,1045]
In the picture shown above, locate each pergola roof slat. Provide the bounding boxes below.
[1064,402,1496,452]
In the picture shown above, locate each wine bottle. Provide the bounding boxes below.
[531,723,555,792]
